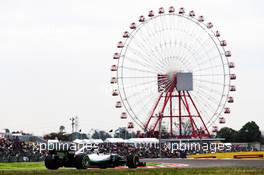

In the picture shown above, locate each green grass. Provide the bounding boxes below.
[0,162,45,170]
[0,162,263,175]
[0,168,264,175]
[0,162,160,170]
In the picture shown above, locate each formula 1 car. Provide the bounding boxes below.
[44,144,146,170]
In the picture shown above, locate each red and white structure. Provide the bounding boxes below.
[111,6,236,138]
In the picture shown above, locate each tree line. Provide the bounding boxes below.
[216,121,263,143]
[42,121,263,143]
[43,127,136,141]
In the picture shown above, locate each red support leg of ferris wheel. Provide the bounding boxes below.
[144,73,211,138]
[178,91,182,137]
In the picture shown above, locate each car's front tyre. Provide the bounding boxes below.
[75,154,90,169]
[126,154,140,168]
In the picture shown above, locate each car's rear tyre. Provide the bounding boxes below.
[75,155,90,169]
[45,155,60,170]
[99,165,108,169]
[127,154,140,168]
[138,162,146,167]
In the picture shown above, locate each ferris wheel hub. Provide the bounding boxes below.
[167,72,177,81]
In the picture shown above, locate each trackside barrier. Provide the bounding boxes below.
[189,151,264,159]
[233,154,263,159]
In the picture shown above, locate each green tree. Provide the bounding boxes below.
[216,127,238,142]
[4,128,10,134]
[59,125,65,133]
[114,127,135,139]
[43,132,69,141]
[92,130,112,140]
[259,135,264,144]
[237,121,261,142]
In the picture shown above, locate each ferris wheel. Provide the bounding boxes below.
[111,6,236,138]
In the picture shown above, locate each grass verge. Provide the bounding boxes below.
[0,162,263,175]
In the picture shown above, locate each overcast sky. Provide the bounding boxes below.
[0,0,263,135]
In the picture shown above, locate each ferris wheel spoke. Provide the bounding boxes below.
[137,37,167,71]
[198,89,221,106]
[190,38,213,56]
[129,90,159,114]
[190,91,217,118]
[120,79,158,89]
[126,50,162,73]
[159,15,168,45]
[183,52,201,70]
[159,17,175,68]
[167,54,193,72]
[192,49,218,71]
[123,103,145,127]
[134,25,168,73]
[122,79,172,103]
[125,55,161,73]
[120,66,157,74]
[206,110,222,126]
[184,93,212,125]
[134,93,158,120]
[208,107,224,125]
[186,19,216,68]
[193,78,225,86]
[139,23,167,66]
[140,23,163,50]
[185,89,216,127]
[193,73,226,77]
[119,76,157,79]
[125,78,172,104]
[174,23,199,65]
[123,84,157,100]
[130,91,155,107]
[196,43,216,59]
[175,45,194,68]
[193,64,226,72]
[188,50,218,71]
[195,54,221,69]
[173,32,203,69]
[158,78,173,85]
[132,36,161,63]
[183,30,219,65]
[195,87,221,105]
[156,43,174,72]
[126,45,165,73]
[196,84,224,96]
[177,36,209,68]
[160,79,175,93]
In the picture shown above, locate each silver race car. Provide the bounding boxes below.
[45,145,146,169]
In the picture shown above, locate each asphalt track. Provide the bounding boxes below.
[142,158,264,168]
